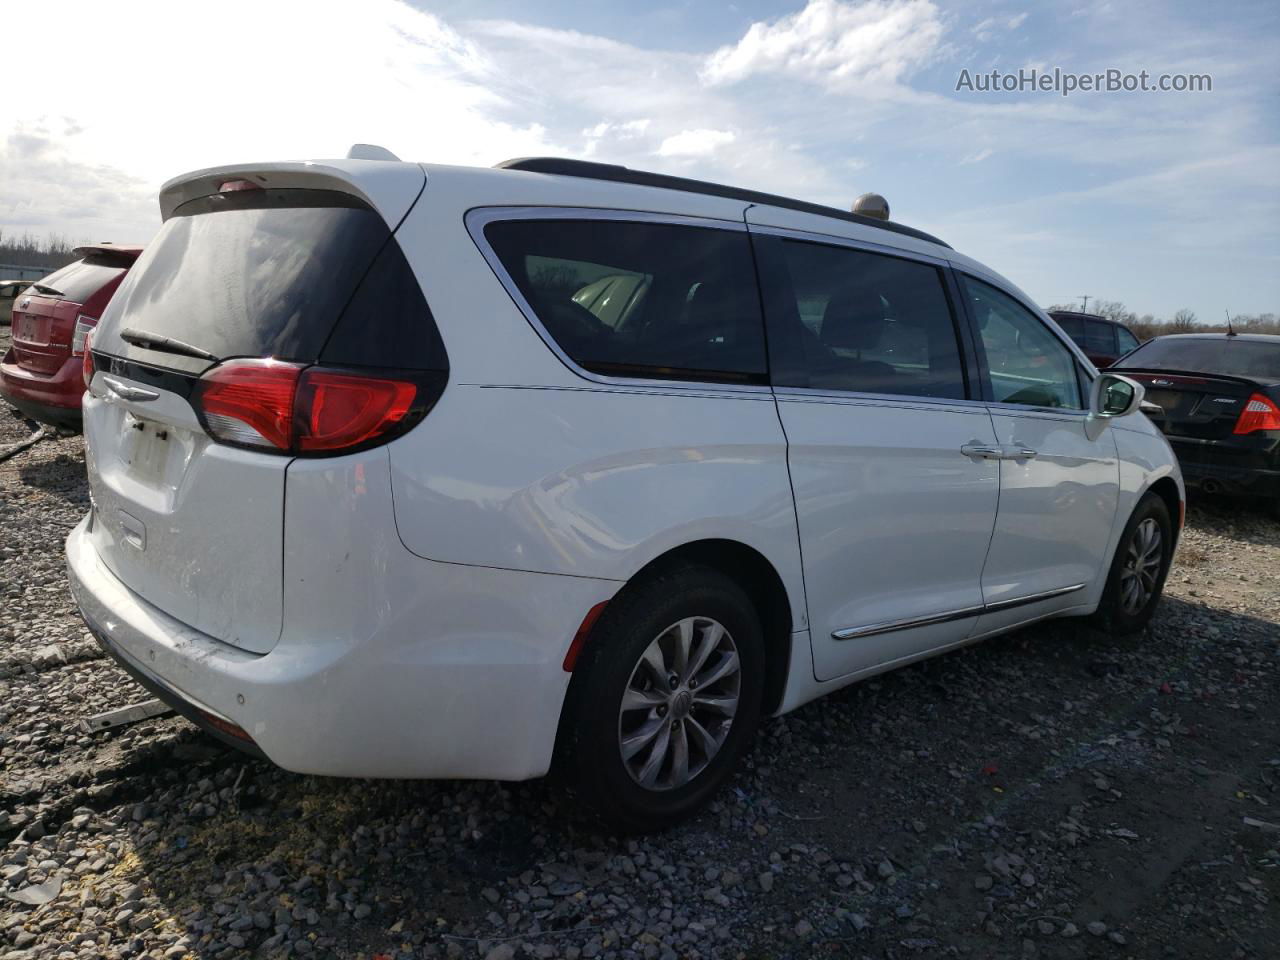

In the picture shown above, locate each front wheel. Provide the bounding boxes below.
[557,565,765,833]
[1092,492,1174,634]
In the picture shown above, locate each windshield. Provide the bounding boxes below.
[1114,337,1280,380]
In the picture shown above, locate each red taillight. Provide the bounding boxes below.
[295,370,417,452]
[193,359,429,455]
[1233,393,1280,435]
[82,330,96,388]
[197,360,300,450]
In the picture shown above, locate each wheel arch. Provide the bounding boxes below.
[1145,475,1183,550]
[568,537,795,717]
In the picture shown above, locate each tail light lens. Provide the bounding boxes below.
[71,315,97,357]
[82,331,96,388]
[1234,393,1280,435]
[193,359,442,456]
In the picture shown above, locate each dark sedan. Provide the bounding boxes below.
[1112,334,1280,517]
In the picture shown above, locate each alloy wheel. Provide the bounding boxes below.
[1119,517,1163,615]
[617,616,741,791]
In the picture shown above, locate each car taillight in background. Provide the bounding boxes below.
[72,315,97,357]
[192,359,442,456]
[1233,393,1280,435]
[82,331,96,388]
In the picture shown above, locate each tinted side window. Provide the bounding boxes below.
[1053,315,1084,340]
[1084,320,1117,356]
[771,240,966,399]
[1116,326,1139,354]
[963,277,1083,409]
[485,219,766,383]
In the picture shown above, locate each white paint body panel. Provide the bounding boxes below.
[65,157,1183,782]
[68,447,616,779]
[776,393,999,681]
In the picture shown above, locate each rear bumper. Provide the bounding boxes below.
[0,351,83,428]
[83,611,268,759]
[1169,436,1280,498]
[66,513,616,781]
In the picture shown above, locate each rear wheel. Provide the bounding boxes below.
[1092,492,1173,634]
[558,565,764,833]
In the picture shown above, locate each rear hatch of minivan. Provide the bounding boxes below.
[82,163,446,654]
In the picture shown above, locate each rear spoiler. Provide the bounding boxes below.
[72,244,144,262]
[157,160,425,227]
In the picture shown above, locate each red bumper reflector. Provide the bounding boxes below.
[563,600,610,673]
[198,709,255,743]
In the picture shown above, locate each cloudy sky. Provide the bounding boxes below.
[3,0,1276,321]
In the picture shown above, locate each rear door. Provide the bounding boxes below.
[957,274,1118,629]
[750,226,999,682]
[83,169,427,654]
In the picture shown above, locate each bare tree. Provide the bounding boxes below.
[1170,309,1198,332]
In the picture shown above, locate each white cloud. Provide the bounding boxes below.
[656,129,737,158]
[701,0,944,93]
[959,148,993,164]
[973,11,1029,42]
[1,0,562,240]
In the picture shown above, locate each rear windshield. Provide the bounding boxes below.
[96,188,444,371]
[31,256,128,303]
[1115,337,1280,380]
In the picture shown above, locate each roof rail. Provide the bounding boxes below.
[494,157,950,249]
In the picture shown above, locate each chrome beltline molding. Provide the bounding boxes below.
[832,583,1086,640]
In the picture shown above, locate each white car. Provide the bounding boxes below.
[66,151,1182,831]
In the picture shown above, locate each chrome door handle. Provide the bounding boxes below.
[1004,444,1038,460]
[102,376,159,402]
[961,442,1003,459]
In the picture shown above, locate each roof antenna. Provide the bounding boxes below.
[1225,309,1237,337]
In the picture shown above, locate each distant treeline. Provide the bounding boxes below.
[0,230,79,270]
[1046,301,1279,340]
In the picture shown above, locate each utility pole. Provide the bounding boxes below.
[1080,295,1091,313]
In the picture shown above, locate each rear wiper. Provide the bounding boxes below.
[29,284,64,297]
[120,327,219,362]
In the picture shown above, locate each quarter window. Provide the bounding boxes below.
[1116,326,1139,355]
[771,240,967,399]
[1053,314,1084,341]
[963,276,1083,409]
[484,219,767,383]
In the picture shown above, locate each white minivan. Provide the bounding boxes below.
[67,153,1182,830]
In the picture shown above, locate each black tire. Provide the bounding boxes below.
[1091,492,1174,635]
[557,564,765,833]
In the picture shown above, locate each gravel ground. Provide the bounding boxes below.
[2,339,1278,959]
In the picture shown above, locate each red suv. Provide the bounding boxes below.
[1047,310,1141,368]
[1,245,143,428]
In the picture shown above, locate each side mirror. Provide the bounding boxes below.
[1090,373,1144,419]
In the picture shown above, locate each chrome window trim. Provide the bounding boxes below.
[832,583,1085,640]
[464,205,771,395]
